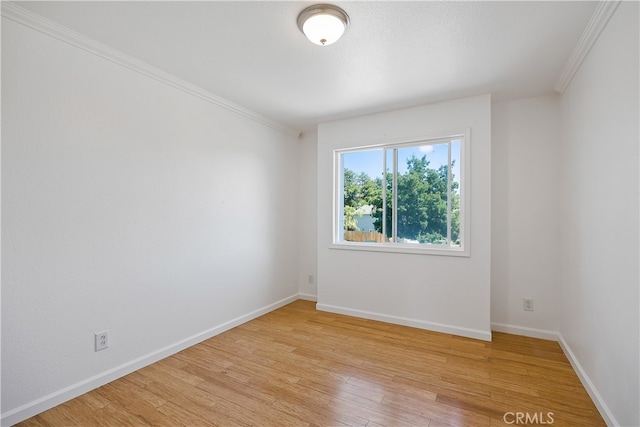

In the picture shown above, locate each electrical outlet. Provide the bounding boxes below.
[523,298,534,312]
[95,331,109,351]
[308,274,314,284]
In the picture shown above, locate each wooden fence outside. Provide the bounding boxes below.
[343,230,385,243]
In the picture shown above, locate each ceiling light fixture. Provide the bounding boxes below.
[297,4,349,46]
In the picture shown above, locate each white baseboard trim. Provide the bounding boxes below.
[557,334,618,427]
[6,297,617,427]
[1,294,299,427]
[316,303,492,341]
[297,292,317,302]
[491,322,559,341]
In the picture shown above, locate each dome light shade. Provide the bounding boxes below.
[297,4,349,46]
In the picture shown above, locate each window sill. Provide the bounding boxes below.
[329,242,470,257]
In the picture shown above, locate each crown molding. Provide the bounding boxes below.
[1,2,301,138]
[554,0,621,93]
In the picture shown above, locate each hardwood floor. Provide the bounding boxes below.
[18,300,604,426]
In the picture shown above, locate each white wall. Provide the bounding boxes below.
[491,95,561,338]
[316,95,492,340]
[1,17,299,424]
[297,130,317,299]
[559,2,639,426]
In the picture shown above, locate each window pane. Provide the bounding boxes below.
[335,136,465,252]
[451,140,461,247]
[396,143,449,245]
[341,150,384,243]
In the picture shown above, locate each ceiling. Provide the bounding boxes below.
[13,1,597,132]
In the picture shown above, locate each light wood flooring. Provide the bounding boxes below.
[18,300,604,426]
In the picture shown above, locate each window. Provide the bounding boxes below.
[334,133,469,256]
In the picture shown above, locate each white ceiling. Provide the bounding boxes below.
[14,1,597,132]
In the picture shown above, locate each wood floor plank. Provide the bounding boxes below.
[17,300,605,426]
[153,401,219,427]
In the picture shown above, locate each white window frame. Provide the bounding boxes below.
[331,130,470,257]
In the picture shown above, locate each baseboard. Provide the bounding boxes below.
[316,303,492,341]
[557,334,618,427]
[1,294,300,427]
[7,297,617,427]
[491,322,559,341]
[297,292,317,302]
